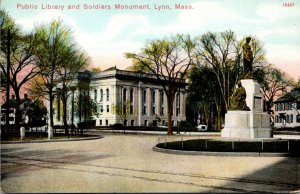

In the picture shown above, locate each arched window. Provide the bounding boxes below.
[100,89,103,102]
[106,88,110,101]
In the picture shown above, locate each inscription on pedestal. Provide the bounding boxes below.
[254,96,262,110]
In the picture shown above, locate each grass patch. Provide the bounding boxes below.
[156,139,300,154]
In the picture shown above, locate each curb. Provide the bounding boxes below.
[1,136,102,144]
[99,130,220,136]
[152,146,294,157]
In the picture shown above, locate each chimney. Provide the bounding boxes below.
[24,94,28,99]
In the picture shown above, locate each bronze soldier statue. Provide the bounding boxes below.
[229,81,250,111]
[242,37,253,79]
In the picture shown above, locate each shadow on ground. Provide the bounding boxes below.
[202,157,300,192]
[1,147,115,180]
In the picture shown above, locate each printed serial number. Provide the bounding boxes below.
[283,2,295,7]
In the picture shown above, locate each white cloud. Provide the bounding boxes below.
[15,10,78,32]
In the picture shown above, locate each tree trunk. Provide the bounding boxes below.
[62,93,69,136]
[15,94,21,130]
[167,109,173,135]
[49,90,54,128]
[167,95,174,135]
[216,104,222,131]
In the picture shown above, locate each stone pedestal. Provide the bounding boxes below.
[240,79,263,112]
[20,127,25,140]
[221,79,272,139]
[221,111,272,138]
[48,126,53,139]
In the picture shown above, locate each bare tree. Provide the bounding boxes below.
[260,64,294,124]
[0,10,38,128]
[195,31,266,112]
[125,34,195,135]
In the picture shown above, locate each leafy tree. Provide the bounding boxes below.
[187,66,223,130]
[91,66,102,74]
[0,10,38,128]
[112,100,130,125]
[33,19,75,129]
[56,48,90,135]
[27,99,47,127]
[125,34,195,135]
[74,93,99,122]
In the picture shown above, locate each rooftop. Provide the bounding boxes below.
[275,88,300,103]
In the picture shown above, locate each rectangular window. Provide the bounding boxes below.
[100,89,103,102]
[106,105,109,113]
[131,120,134,126]
[297,102,300,110]
[142,89,147,115]
[153,120,157,127]
[94,89,97,102]
[106,119,108,126]
[143,89,146,103]
[152,90,156,115]
[130,105,133,114]
[130,88,134,103]
[123,88,127,101]
[123,105,126,114]
[106,89,110,101]
[297,114,300,123]
[124,120,128,126]
[144,120,148,126]
[100,105,103,113]
[100,120,102,126]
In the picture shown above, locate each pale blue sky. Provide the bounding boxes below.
[2,0,300,80]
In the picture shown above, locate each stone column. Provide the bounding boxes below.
[138,84,143,126]
[147,87,151,117]
[157,90,161,116]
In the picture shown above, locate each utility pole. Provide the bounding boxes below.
[5,29,11,134]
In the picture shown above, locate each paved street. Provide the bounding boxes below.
[1,134,299,193]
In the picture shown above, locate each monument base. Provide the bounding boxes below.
[221,111,272,139]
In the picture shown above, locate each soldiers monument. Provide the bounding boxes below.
[221,37,272,138]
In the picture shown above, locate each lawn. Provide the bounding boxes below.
[156,139,300,155]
